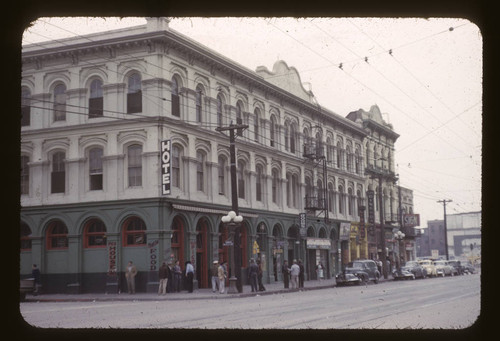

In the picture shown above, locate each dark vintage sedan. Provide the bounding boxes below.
[337,260,380,285]
[401,260,427,279]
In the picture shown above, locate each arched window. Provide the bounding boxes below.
[21,155,29,195]
[172,145,181,188]
[218,156,226,195]
[127,73,142,114]
[290,124,296,154]
[20,222,32,251]
[272,168,279,204]
[270,115,276,147]
[127,144,142,187]
[254,108,260,142]
[348,187,354,215]
[51,151,65,194]
[238,160,245,199]
[338,185,345,214]
[83,219,107,248]
[46,220,68,250]
[123,216,146,246]
[236,101,244,137]
[195,84,204,123]
[256,165,263,202]
[21,87,31,126]
[89,79,103,118]
[284,122,289,151]
[346,146,353,172]
[89,147,103,190]
[328,182,335,214]
[355,147,361,174]
[196,150,205,192]
[292,174,299,208]
[171,77,180,117]
[336,141,343,170]
[53,84,67,121]
[217,94,224,127]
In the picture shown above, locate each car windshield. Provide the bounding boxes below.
[405,261,418,267]
[348,262,365,269]
[434,261,446,265]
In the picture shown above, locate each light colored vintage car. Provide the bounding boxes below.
[418,259,438,277]
[433,260,454,276]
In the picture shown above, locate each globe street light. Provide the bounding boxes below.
[394,230,405,272]
[222,211,243,294]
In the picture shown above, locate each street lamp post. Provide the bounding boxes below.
[221,211,243,294]
[394,230,405,272]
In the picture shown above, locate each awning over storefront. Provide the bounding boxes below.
[172,204,259,218]
[306,238,331,249]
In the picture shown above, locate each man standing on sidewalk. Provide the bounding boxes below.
[290,259,300,289]
[211,260,220,293]
[218,261,227,294]
[248,258,259,293]
[185,261,194,293]
[125,261,137,294]
[282,260,290,289]
[298,259,305,288]
[158,261,169,295]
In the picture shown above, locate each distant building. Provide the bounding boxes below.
[446,211,481,262]
[416,211,481,262]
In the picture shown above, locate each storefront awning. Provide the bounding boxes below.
[172,204,259,218]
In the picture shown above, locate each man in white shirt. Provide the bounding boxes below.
[290,259,300,289]
[185,261,194,293]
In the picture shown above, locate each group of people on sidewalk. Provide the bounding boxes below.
[280,259,323,289]
[156,260,195,295]
[210,260,228,294]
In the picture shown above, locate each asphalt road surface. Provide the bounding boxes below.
[20,273,480,329]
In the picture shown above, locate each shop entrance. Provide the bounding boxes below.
[196,219,208,288]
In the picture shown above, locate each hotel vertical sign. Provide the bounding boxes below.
[161,139,171,195]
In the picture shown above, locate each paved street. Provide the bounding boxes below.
[20,272,480,329]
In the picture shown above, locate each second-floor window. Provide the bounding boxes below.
[256,165,263,202]
[89,147,103,190]
[51,152,65,194]
[172,145,181,188]
[53,84,67,122]
[196,85,203,123]
[171,77,180,117]
[127,73,142,114]
[218,156,225,195]
[127,144,142,187]
[89,79,104,118]
[20,155,29,195]
[196,150,205,192]
[21,87,31,126]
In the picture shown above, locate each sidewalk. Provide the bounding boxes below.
[23,277,358,302]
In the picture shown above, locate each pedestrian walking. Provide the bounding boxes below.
[211,260,220,293]
[290,259,300,289]
[173,260,182,292]
[166,262,173,293]
[185,261,194,293]
[282,260,290,289]
[247,258,259,292]
[316,262,324,282]
[257,259,266,291]
[298,259,305,288]
[31,264,41,295]
[158,261,169,295]
[218,261,227,294]
[125,261,137,294]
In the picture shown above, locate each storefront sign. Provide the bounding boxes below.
[148,239,159,271]
[161,139,171,195]
[339,222,350,241]
[367,190,375,225]
[107,241,117,276]
[299,213,307,237]
[403,214,420,227]
[306,238,331,249]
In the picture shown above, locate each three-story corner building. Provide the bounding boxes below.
[21,17,402,294]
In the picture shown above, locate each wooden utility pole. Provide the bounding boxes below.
[437,199,452,260]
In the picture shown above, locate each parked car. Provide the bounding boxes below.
[340,260,380,284]
[335,272,362,286]
[418,259,437,277]
[433,260,454,276]
[392,267,415,280]
[20,278,35,301]
[448,260,463,275]
[401,261,427,279]
[461,261,475,274]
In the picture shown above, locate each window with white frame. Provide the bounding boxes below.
[218,156,226,195]
[172,145,181,188]
[127,73,142,114]
[51,151,65,193]
[21,87,31,126]
[196,150,205,192]
[89,79,104,118]
[21,155,29,195]
[127,144,142,187]
[171,76,180,117]
[89,147,103,190]
[53,84,67,121]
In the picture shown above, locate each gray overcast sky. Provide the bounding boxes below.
[22,17,482,227]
